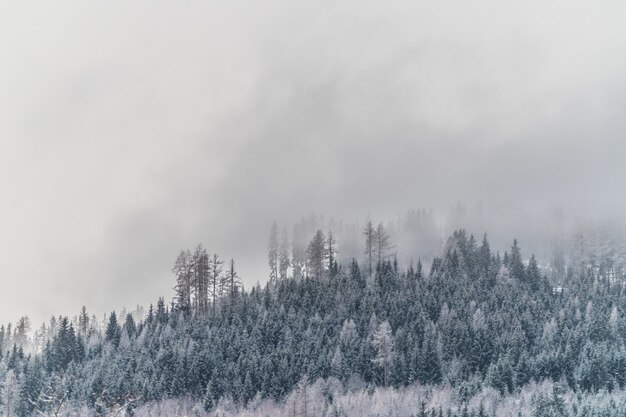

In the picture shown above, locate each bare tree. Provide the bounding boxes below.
[222,258,242,300]
[209,253,223,315]
[374,222,394,266]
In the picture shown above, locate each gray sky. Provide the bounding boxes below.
[1,0,626,325]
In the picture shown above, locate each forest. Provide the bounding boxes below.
[1,219,626,417]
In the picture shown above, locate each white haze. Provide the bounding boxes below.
[1,0,626,325]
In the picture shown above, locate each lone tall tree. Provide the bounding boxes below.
[327,230,338,277]
[209,253,223,315]
[222,258,242,300]
[509,239,525,282]
[306,229,327,280]
[173,250,192,313]
[292,222,306,280]
[279,226,291,280]
[374,222,393,266]
[364,221,375,278]
[192,245,210,315]
[78,306,90,335]
[268,222,279,283]
[105,312,121,348]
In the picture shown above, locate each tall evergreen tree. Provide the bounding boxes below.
[371,321,394,386]
[268,222,279,283]
[306,230,327,280]
[292,221,307,280]
[364,220,375,278]
[509,239,526,282]
[279,226,291,281]
[173,250,193,313]
[192,245,210,315]
[222,258,242,300]
[327,230,338,277]
[105,312,121,348]
[78,305,89,335]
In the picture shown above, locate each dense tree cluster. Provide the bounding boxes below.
[172,246,241,317]
[1,225,626,415]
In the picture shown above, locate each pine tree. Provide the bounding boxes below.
[222,258,242,301]
[2,370,20,417]
[268,222,279,283]
[306,229,327,280]
[526,254,542,291]
[49,317,78,371]
[203,378,218,411]
[292,221,306,280]
[340,319,359,375]
[327,230,338,277]
[192,245,210,315]
[123,313,137,338]
[419,322,441,384]
[371,321,394,386]
[14,316,30,347]
[509,240,526,282]
[279,227,291,280]
[105,312,121,348]
[364,220,375,278]
[173,250,193,313]
[156,297,168,323]
[478,234,491,278]
[78,306,89,335]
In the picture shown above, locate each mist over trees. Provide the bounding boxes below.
[1,213,626,415]
[276,208,626,287]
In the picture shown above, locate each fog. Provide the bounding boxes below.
[1,0,626,325]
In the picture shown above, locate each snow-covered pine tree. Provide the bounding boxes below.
[371,321,394,387]
[306,229,327,280]
[173,250,192,313]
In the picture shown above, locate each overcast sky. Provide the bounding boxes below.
[1,0,626,325]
